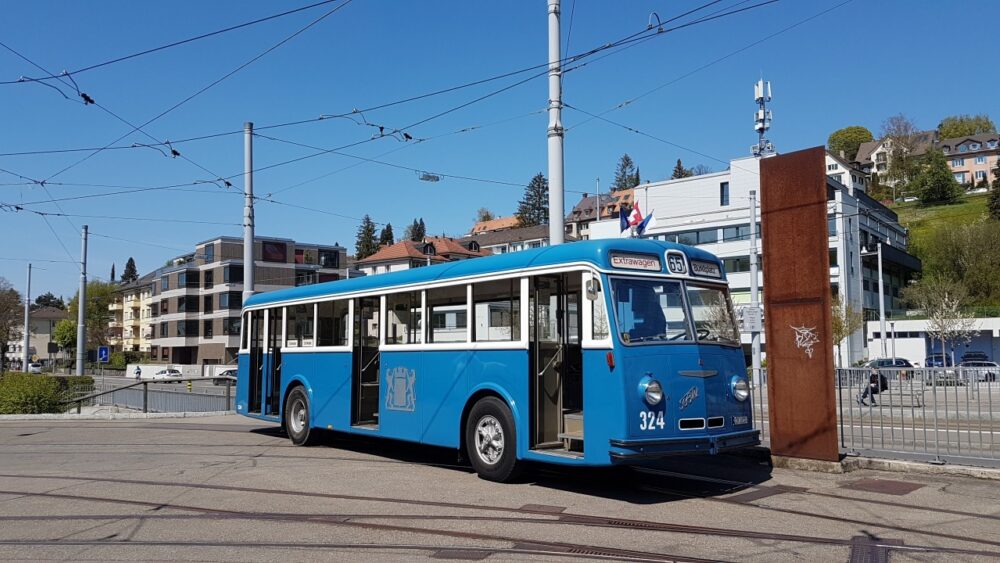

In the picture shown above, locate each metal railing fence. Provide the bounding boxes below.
[66,378,235,414]
[752,367,999,467]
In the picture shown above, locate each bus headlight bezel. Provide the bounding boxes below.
[731,376,750,402]
[644,379,664,405]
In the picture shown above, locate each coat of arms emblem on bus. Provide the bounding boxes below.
[385,366,416,412]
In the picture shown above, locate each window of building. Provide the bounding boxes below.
[203,244,214,262]
[970,143,981,150]
[954,172,967,183]
[723,256,750,273]
[834,173,844,184]
[223,317,241,336]
[959,145,968,153]
[720,181,730,206]
[177,270,199,288]
[317,300,349,346]
[223,265,243,284]
[318,249,339,268]
[285,304,315,347]
[952,158,965,166]
[473,278,520,342]
[828,215,837,237]
[203,295,213,314]
[219,292,242,310]
[203,320,214,338]
[161,276,169,291]
[827,163,838,171]
[386,292,421,344]
[261,241,287,263]
[876,163,887,172]
[975,170,987,181]
[988,140,998,149]
[976,156,987,165]
[177,320,198,337]
[723,224,751,242]
[161,347,169,360]
[876,153,887,163]
[160,321,168,337]
[829,249,838,267]
[160,300,169,314]
[203,270,214,289]
[427,285,467,343]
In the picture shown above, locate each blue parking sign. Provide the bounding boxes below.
[98,346,110,363]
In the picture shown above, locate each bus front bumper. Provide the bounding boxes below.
[608,429,760,461]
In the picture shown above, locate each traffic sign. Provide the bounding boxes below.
[98,346,110,363]
[740,306,763,333]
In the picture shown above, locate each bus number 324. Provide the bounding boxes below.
[639,410,665,430]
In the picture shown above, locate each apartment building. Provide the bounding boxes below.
[356,237,490,276]
[148,236,347,365]
[108,272,156,354]
[855,131,1000,188]
[3,306,70,368]
[564,188,634,240]
[589,151,921,365]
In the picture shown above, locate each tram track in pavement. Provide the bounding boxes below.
[0,473,997,559]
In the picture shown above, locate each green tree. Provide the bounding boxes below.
[515,173,549,227]
[33,292,65,310]
[0,278,23,373]
[867,172,889,201]
[66,281,115,350]
[110,263,116,283]
[52,319,76,353]
[378,223,395,246]
[827,125,874,161]
[918,220,1000,305]
[912,149,963,205]
[354,215,379,260]
[417,218,426,240]
[120,257,138,284]
[670,159,692,179]
[831,295,864,368]
[612,154,640,191]
[990,160,1000,221]
[937,114,996,139]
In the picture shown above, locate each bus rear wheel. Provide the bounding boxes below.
[285,387,318,446]
[466,397,522,482]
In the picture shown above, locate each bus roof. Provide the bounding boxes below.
[243,238,725,308]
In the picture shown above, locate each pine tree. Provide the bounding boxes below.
[355,215,379,259]
[378,223,395,246]
[989,160,1000,221]
[515,173,549,227]
[417,218,427,240]
[121,257,138,283]
[110,263,116,283]
[671,159,692,179]
[611,154,639,191]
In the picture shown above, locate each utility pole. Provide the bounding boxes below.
[243,122,255,303]
[877,242,886,358]
[748,191,761,384]
[76,225,88,376]
[546,0,565,246]
[22,263,31,370]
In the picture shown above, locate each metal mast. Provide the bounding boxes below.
[752,79,773,157]
[547,0,565,245]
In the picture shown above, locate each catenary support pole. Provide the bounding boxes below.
[21,263,31,370]
[76,225,88,376]
[877,242,886,358]
[243,122,255,303]
[546,0,564,245]
[749,190,761,382]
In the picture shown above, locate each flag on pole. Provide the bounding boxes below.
[628,202,644,227]
[619,206,631,238]
[636,211,657,236]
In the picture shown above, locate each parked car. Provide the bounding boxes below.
[925,353,953,368]
[26,362,43,374]
[960,351,989,363]
[151,368,183,383]
[864,358,913,369]
[213,368,237,385]
[959,361,998,382]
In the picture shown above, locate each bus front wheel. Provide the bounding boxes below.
[466,397,522,482]
[285,387,318,446]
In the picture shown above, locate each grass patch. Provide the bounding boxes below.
[892,194,989,257]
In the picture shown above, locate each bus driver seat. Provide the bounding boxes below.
[629,288,666,340]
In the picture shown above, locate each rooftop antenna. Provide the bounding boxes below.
[751,78,774,157]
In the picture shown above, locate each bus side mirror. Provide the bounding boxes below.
[585,279,598,301]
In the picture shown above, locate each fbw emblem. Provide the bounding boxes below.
[385,366,416,412]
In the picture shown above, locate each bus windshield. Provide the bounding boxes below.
[611,278,690,343]
[612,278,740,346]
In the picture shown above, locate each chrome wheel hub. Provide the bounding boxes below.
[289,399,306,434]
[474,415,504,465]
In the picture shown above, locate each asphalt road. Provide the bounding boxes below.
[1,415,999,562]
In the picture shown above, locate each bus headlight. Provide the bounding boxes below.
[644,380,663,405]
[731,377,750,402]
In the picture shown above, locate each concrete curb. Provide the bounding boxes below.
[0,411,234,421]
[771,454,1000,481]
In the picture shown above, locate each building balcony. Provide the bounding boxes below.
[108,302,123,311]
[108,321,123,329]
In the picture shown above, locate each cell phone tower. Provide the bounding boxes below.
[751,79,774,157]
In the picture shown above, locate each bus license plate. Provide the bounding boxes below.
[732,415,749,425]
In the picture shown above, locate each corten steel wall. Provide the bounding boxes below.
[760,147,838,462]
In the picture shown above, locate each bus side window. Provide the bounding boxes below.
[386,291,422,344]
[316,300,349,346]
[591,279,609,340]
[473,278,520,342]
[285,303,315,347]
[427,285,468,343]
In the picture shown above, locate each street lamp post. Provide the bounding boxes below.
[890,320,896,360]
[861,242,887,358]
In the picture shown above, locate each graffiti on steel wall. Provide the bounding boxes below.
[790,325,820,359]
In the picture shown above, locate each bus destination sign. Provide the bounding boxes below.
[690,260,722,278]
[609,253,661,272]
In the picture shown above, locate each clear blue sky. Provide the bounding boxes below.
[1,0,996,299]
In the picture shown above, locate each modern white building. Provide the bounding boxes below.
[866,317,1000,365]
[589,152,922,365]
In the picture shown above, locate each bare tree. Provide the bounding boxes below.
[903,276,978,365]
[830,295,864,367]
[475,208,495,223]
[880,114,921,186]
[0,277,24,372]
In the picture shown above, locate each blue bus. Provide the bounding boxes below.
[236,239,758,481]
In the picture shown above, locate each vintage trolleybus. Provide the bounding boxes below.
[236,239,759,481]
